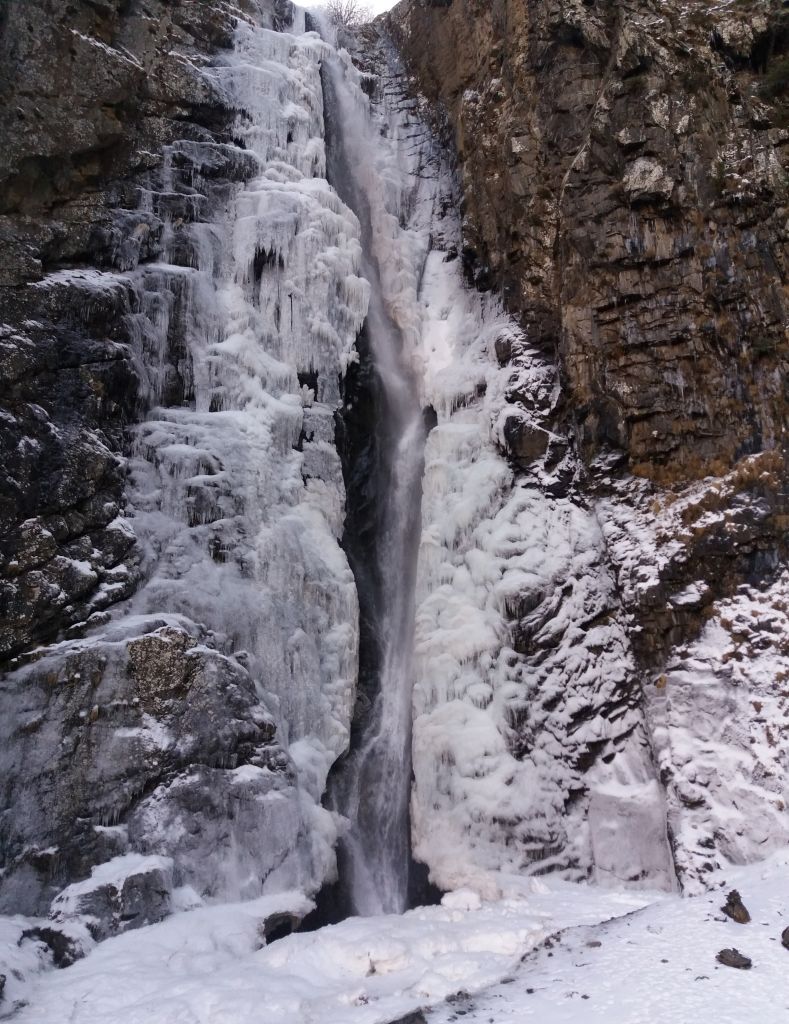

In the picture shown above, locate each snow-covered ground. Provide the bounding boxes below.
[5,852,789,1023]
[428,852,789,1024]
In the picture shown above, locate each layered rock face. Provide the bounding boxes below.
[0,0,362,931]
[390,0,789,479]
[392,0,789,892]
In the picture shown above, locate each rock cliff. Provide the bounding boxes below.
[390,0,789,479]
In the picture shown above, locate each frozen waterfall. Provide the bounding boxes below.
[317,27,427,917]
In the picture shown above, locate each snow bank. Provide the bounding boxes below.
[428,852,789,1024]
[6,887,549,1024]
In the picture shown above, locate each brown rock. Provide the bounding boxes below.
[390,0,789,484]
[721,889,751,924]
[716,948,752,970]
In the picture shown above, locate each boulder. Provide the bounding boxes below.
[721,889,751,924]
[716,948,752,970]
[49,854,174,942]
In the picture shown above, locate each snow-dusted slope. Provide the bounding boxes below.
[7,853,789,1024]
[597,466,789,891]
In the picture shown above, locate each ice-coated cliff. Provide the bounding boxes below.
[1,0,788,1010]
[0,0,366,930]
[346,33,673,897]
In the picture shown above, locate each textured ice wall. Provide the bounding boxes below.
[0,3,367,913]
[127,12,363,794]
[348,34,675,895]
[411,259,674,896]
[117,10,367,897]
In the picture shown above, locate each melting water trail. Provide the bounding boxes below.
[319,36,426,917]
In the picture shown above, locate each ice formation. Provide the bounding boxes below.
[0,4,368,911]
[3,2,787,992]
[323,30,677,896]
[121,14,365,887]
[117,10,374,896]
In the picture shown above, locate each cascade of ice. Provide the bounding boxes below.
[15,5,373,904]
[121,8,371,898]
[315,23,427,917]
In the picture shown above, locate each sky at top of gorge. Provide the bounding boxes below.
[307,0,399,16]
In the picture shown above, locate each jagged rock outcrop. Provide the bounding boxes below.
[390,0,789,479]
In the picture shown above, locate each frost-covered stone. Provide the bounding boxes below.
[50,854,174,941]
[622,158,674,202]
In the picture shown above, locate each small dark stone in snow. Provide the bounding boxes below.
[716,948,752,969]
[781,926,789,950]
[586,940,602,948]
[582,995,590,1000]
[526,988,535,995]
[722,890,751,924]
[20,926,82,969]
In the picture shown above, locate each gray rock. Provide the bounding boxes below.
[50,857,174,942]
[0,623,285,914]
[19,925,85,969]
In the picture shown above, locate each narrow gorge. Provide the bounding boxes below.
[0,0,788,1021]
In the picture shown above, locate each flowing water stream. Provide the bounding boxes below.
[319,33,427,917]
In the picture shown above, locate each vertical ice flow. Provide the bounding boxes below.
[317,23,426,916]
